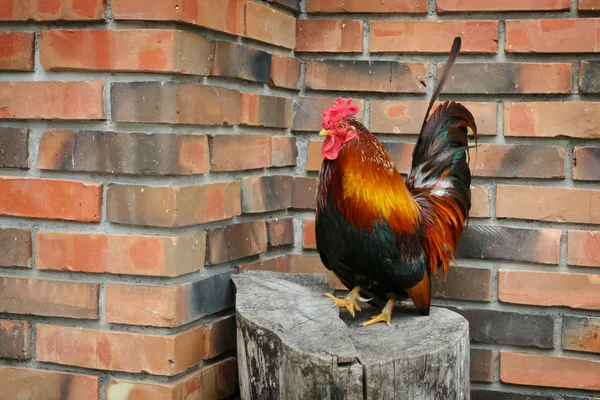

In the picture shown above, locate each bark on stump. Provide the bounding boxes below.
[232,271,470,400]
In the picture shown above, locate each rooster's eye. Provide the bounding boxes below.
[338,124,345,130]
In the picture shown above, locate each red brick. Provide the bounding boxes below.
[293,96,366,131]
[296,20,363,52]
[37,315,235,375]
[568,230,600,268]
[208,221,268,264]
[432,266,492,302]
[36,231,206,277]
[562,316,600,354]
[112,0,245,36]
[241,175,293,213]
[0,367,99,400]
[0,178,101,222]
[238,256,287,273]
[287,253,345,290]
[270,55,300,89]
[370,21,498,53]
[211,41,271,83]
[506,19,600,53]
[500,351,600,391]
[0,228,31,268]
[470,185,490,218]
[267,218,295,247]
[438,0,569,12]
[574,147,600,180]
[0,31,33,71]
[271,136,297,167]
[303,219,316,249]
[499,270,600,310]
[470,349,494,383]
[107,181,241,227]
[240,93,293,128]
[245,2,295,49]
[0,319,31,359]
[497,185,600,224]
[106,357,237,400]
[293,177,318,209]
[580,0,600,10]
[209,134,271,172]
[0,81,104,120]
[41,29,211,75]
[0,276,99,319]
[0,0,105,21]
[306,0,427,13]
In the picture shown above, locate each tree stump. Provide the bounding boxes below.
[232,271,470,400]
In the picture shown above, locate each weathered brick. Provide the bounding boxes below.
[293,96,366,131]
[456,225,561,264]
[0,276,98,319]
[438,63,572,94]
[296,20,363,52]
[505,102,600,138]
[497,185,600,224]
[268,0,300,11]
[0,31,33,71]
[369,101,496,135]
[241,175,293,213]
[41,29,211,74]
[270,54,300,89]
[306,60,427,93]
[287,253,345,289]
[38,129,209,175]
[238,256,287,273]
[500,351,600,391]
[470,349,493,383]
[0,0,105,20]
[568,230,600,267]
[370,21,498,53]
[471,390,553,400]
[209,134,271,172]
[470,185,490,218]
[302,219,316,249]
[271,136,298,167]
[267,218,295,247]
[0,178,102,222]
[306,140,324,171]
[211,41,271,83]
[562,316,600,354]
[245,1,295,49]
[111,82,240,125]
[240,93,293,128]
[0,127,28,169]
[470,144,565,179]
[506,19,600,53]
[576,147,600,181]
[112,0,245,36]
[449,307,554,348]
[438,0,569,12]
[580,0,600,10]
[293,177,318,209]
[0,367,99,400]
[0,319,30,359]
[432,266,492,302]
[106,268,234,327]
[36,231,206,277]
[499,270,600,310]
[106,357,237,400]
[37,315,235,375]
[382,142,415,174]
[107,181,241,227]
[306,0,428,13]
[580,61,600,93]
[208,221,268,264]
[0,228,31,267]
[0,81,104,120]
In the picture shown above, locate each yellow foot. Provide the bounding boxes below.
[324,286,362,317]
[361,297,397,327]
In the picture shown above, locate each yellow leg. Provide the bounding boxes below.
[361,297,397,327]
[324,286,362,317]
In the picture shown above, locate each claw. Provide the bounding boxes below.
[323,286,362,317]
[360,297,397,327]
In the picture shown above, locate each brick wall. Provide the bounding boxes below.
[0,0,599,399]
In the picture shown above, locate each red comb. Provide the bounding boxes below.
[321,98,359,130]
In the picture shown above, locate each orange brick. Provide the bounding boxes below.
[496,185,600,224]
[306,0,427,13]
[296,20,363,52]
[208,221,268,264]
[245,2,295,49]
[0,367,99,400]
[0,276,99,319]
[209,134,271,172]
[499,270,600,310]
[36,231,206,277]
[292,177,318,209]
[270,55,300,89]
[303,219,316,249]
[470,185,490,218]
[506,19,600,53]
[0,0,105,20]
[267,218,294,247]
[0,228,31,268]
[0,31,34,71]
[580,0,600,10]
[500,351,600,391]
[271,136,297,167]
[562,316,600,354]
[0,319,31,359]
[0,81,104,120]
[568,230,600,267]
[37,316,235,375]
[41,29,211,74]
[438,0,569,12]
[0,177,101,222]
[573,147,600,181]
[240,93,293,128]
[238,256,287,273]
[370,21,498,53]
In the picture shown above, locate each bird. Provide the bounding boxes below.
[315,37,477,327]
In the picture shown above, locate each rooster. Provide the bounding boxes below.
[316,37,477,327]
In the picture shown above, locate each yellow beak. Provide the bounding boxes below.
[319,129,330,136]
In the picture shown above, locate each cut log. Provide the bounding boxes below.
[232,271,470,400]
